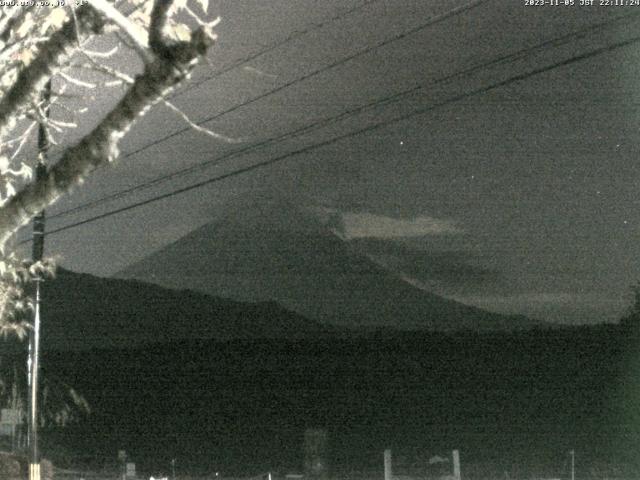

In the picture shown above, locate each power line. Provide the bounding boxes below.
[46,0,380,165]
[44,0,493,221]
[53,0,490,181]
[173,0,382,98]
[46,10,640,222]
[125,0,489,155]
[19,31,640,245]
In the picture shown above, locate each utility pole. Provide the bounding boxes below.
[383,449,392,480]
[28,80,50,480]
[570,450,575,480]
[452,450,461,480]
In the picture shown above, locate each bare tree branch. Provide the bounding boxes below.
[162,99,240,143]
[82,45,119,58]
[0,25,215,246]
[149,0,172,55]
[0,5,105,141]
[87,0,151,62]
[0,5,35,44]
[77,49,135,84]
[9,121,37,161]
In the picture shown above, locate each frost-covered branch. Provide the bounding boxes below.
[87,0,150,61]
[9,121,37,161]
[0,19,215,246]
[0,6,35,45]
[0,5,104,140]
[83,45,119,58]
[162,100,239,143]
[0,0,220,332]
[149,0,172,54]
[76,49,135,83]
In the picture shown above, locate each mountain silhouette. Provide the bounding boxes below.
[117,192,542,331]
[39,268,340,350]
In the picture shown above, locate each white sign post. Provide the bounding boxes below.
[452,450,461,480]
[384,449,392,480]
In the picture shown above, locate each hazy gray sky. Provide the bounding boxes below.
[18,0,640,324]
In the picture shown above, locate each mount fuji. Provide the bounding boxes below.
[117,192,542,331]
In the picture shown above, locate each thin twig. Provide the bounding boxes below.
[87,0,151,62]
[58,71,97,89]
[9,121,36,161]
[82,45,119,58]
[162,99,241,143]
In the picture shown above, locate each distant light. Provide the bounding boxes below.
[399,141,404,146]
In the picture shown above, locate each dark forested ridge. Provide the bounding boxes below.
[39,268,342,350]
[37,268,545,352]
[37,324,640,477]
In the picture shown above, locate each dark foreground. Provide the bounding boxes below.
[26,324,640,478]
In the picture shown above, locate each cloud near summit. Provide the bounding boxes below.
[330,211,462,240]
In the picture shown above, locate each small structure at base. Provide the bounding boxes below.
[0,452,53,480]
[304,428,329,480]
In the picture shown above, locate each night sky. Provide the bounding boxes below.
[16,0,640,325]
